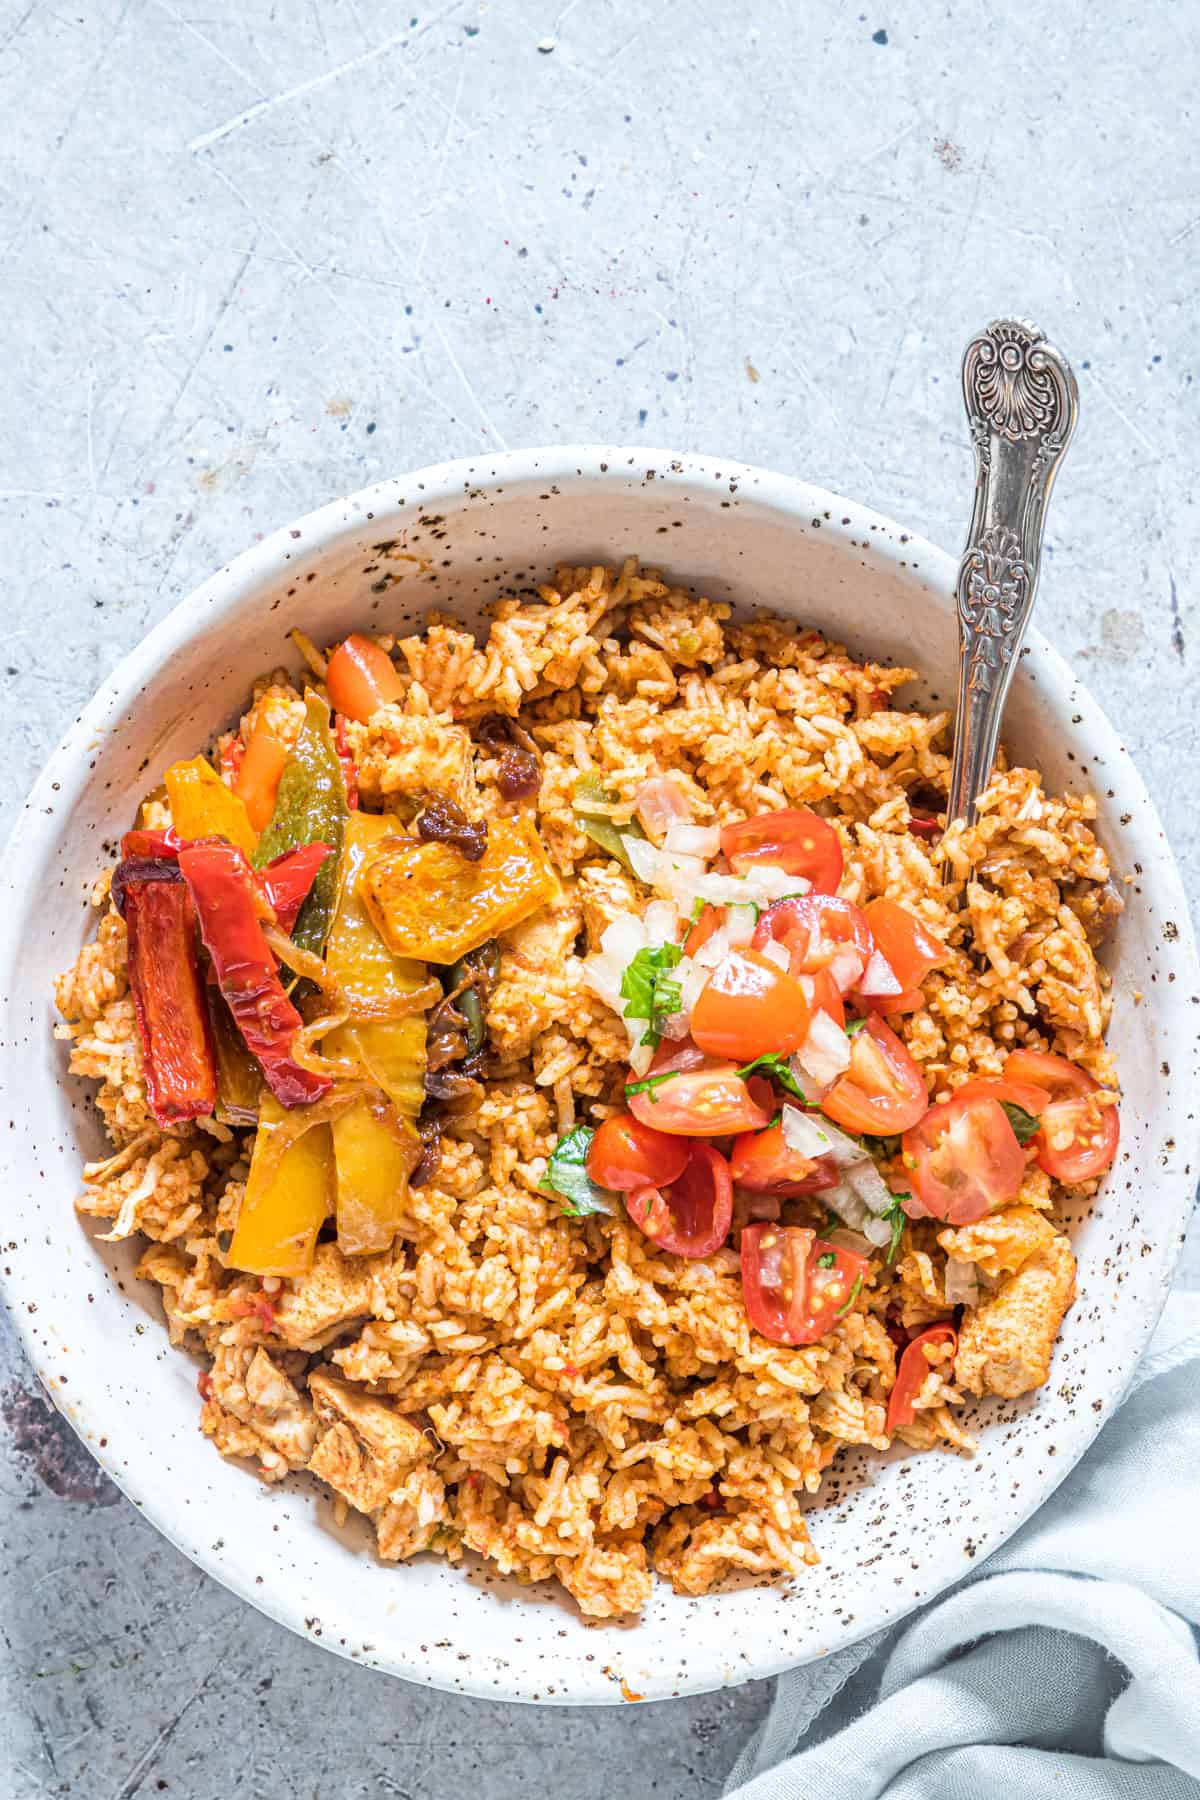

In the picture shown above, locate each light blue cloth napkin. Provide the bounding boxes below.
[724,1294,1200,1798]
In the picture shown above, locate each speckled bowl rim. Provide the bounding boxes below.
[2,445,1197,1705]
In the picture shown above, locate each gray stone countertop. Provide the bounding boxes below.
[1,0,1196,1792]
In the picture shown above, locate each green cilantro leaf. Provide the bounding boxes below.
[624,1069,679,1101]
[881,1192,908,1265]
[845,1017,868,1038]
[817,1250,836,1269]
[620,943,684,1047]
[834,1271,864,1317]
[538,1125,614,1219]
[1000,1100,1043,1147]
[735,1050,807,1100]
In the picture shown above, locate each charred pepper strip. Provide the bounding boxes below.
[177,840,330,1109]
[121,831,328,938]
[113,857,217,1128]
[252,691,347,957]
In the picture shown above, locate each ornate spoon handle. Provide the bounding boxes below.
[946,318,1080,827]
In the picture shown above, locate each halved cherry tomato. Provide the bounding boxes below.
[587,1112,688,1192]
[233,716,290,834]
[799,967,846,1030]
[628,1040,773,1137]
[690,948,812,1062]
[721,808,843,894]
[862,898,946,990]
[822,1015,929,1134]
[953,1075,1049,1120]
[730,1122,839,1197]
[901,1092,1025,1224]
[862,987,926,1016]
[753,894,873,992]
[627,1142,733,1257]
[887,1324,957,1433]
[740,1226,869,1345]
[325,634,404,724]
[684,903,724,957]
[1004,1049,1120,1183]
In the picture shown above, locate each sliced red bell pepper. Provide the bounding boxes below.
[112,854,217,1127]
[123,829,329,938]
[120,826,181,860]
[177,840,330,1109]
[256,842,332,936]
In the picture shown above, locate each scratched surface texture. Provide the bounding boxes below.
[1,0,1197,1793]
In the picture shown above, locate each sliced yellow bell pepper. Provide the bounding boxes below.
[164,756,257,857]
[364,815,559,964]
[321,811,430,1255]
[227,1091,332,1277]
[331,1094,420,1256]
[325,811,427,1119]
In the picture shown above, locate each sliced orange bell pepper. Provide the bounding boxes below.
[325,634,404,724]
[325,811,427,1119]
[227,1091,333,1277]
[364,815,559,963]
[233,716,290,834]
[164,755,257,857]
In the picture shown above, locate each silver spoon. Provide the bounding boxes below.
[945,317,1080,828]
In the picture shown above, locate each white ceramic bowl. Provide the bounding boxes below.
[3,448,1197,1705]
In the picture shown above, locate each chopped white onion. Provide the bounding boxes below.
[759,936,791,971]
[622,834,667,886]
[644,898,680,944]
[842,1156,894,1217]
[664,822,721,858]
[692,927,733,971]
[724,901,759,946]
[659,1012,691,1041]
[627,1039,656,1078]
[822,1180,874,1235]
[944,1258,980,1307]
[600,914,649,964]
[821,1226,875,1258]
[780,1105,839,1160]
[862,1213,895,1248]
[858,948,902,997]
[634,773,692,842]
[795,1009,852,1085]
[780,1106,867,1169]
[786,1055,831,1103]
[828,944,866,994]
[676,955,708,1018]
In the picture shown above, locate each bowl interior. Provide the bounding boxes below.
[2,449,1195,1704]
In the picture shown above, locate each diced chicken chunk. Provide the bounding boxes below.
[937,1205,1058,1281]
[375,1466,448,1560]
[201,1345,315,1476]
[272,1243,380,1350]
[307,1369,430,1514]
[575,862,640,951]
[351,704,477,817]
[487,899,583,1060]
[954,1234,1076,1399]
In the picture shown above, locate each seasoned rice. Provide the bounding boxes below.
[54,559,1120,1618]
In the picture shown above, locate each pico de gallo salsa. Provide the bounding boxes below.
[539,802,1120,1350]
